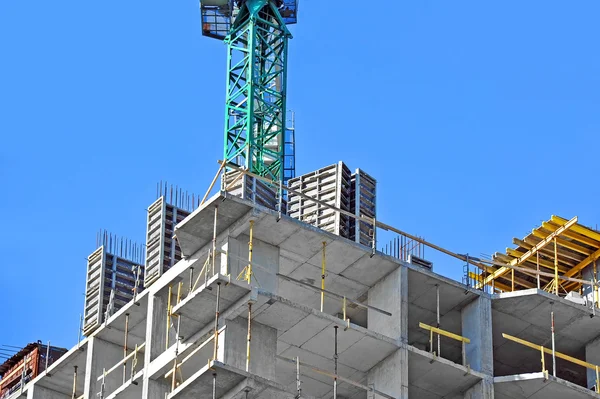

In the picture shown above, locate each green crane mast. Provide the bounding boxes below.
[200,0,298,183]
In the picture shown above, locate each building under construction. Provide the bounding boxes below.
[3,0,600,398]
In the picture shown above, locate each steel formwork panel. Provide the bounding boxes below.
[144,197,190,287]
[287,162,352,238]
[224,171,280,210]
[83,246,143,336]
[350,168,377,247]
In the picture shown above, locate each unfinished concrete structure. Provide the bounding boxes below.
[8,167,600,399]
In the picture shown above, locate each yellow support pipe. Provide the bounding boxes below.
[419,322,470,343]
[247,220,254,284]
[477,217,577,289]
[320,242,326,313]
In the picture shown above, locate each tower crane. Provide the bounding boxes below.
[199,0,298,184]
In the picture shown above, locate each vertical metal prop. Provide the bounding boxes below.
[189,267,194,293]
[321,242,326,312]
[78,314,83,348]
[212,373,217,399]
[172,316,181,391]
[246,303,252,372]
[554,238,559,295]
[333,326,338,399]
[594,259,598,310]
[123,313,129,384]
[213,283,222,361]
[72,366,78,399]
[537,252,541,290]
[212,206,219,275]
[436,285,440,356]
[551,311,557,377]
[296,356,301,398]
[166,286,172,350]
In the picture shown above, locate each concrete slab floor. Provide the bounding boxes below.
[30,340,88,396]
[408,345,485,399]
[495,372,600,399]
[96,291,148,349]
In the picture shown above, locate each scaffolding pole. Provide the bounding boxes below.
[321,242,326,312]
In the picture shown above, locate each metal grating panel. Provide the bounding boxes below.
[287,162,352,238]
[350,169,377,247]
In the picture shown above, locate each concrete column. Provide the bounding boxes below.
[585,335,600,389]
[143,379,170,399]
[142,291,168,398]
[84,337,123,399]
[26,385,69,399]
[464,380,494,399]
[367,266,408,398]
[367,348,409,399]
[223,235,280,294]
[221,316,277,380]
[367,266,408,340]
[461,296,493,375]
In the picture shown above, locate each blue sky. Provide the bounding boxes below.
[1,1,599,350]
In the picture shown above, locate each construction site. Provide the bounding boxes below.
[3,1,600,399]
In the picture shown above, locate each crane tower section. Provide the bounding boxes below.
[200,0,298,183]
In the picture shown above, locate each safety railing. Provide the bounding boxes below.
[419,322,471,368]
[502,332,600,392]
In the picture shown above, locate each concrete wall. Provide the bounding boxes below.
[368,266,408,340]
[367,348,408,399]
[222,234,279,294]
[461,296,493,375]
